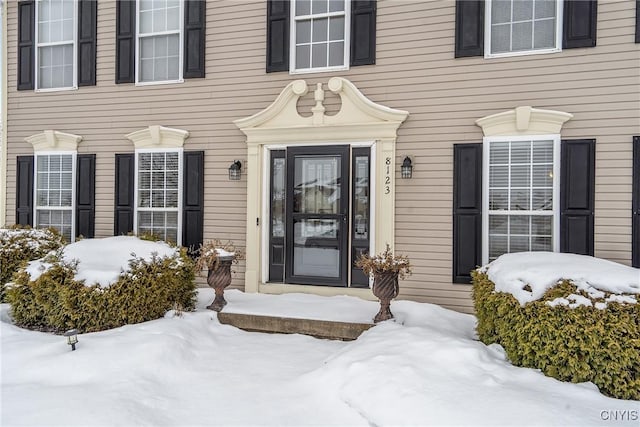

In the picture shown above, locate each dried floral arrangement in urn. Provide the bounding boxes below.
[195,240,245,312]
[356,244,412,322]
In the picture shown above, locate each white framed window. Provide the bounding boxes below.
[485,0,562,58]
[136,0,183,85]
[134,149,183,244]
[482,135,561,263]
[290,0,350,73]
[35,0,77,91]
[34,152,76,242]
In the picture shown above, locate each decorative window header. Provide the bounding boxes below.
[25,130,83,152]
[475,106,573,137]
[125,125,189,149]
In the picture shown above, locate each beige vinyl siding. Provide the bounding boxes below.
[5,0,640,313]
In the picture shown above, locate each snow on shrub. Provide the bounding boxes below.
[472,252,640,400]
[7,236,196,333]
[0,226,65,301]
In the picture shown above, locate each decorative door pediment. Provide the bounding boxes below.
[234,77,409,143]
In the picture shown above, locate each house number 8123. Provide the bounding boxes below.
[385,157,391,194]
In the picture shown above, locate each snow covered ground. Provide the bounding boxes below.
[2,288,638,426]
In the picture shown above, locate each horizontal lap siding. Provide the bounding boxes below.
[5,0,640,314]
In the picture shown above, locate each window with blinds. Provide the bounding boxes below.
[136,150,181,244]
[485,137,559,262]
[35,153,75,241]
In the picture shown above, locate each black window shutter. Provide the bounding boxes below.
[453,143,483,283]
[266,0,289,73]
[560,139,595,256]
[632,136,640,267]
[16,156,34,226]
[184,0,206,79]
[182,151,204,255]
[563,0,597,49]
[455,0,484,58]
[115,0,136,83]
[636,0,640,43]
[17,1,35,90]
[114,153,135,235]
[350,0,376,66]
[78,0,97,86]
[76,154,96,238]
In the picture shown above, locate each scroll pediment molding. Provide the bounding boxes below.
[234,77,409,143]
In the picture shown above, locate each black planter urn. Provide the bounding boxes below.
[371,271,399,322]
[206,255,234,312]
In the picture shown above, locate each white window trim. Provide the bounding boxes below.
[133,147,184,245]
[484,0,563,59]
[135,0,184,86]
[33,150,77,242]
[289,0,351,74]
[481,134,561,264]
[34,0,78,92]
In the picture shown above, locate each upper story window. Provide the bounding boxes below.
[136,0,183,84]
[483,136,560,263]
[291,0,350,73]
[35,0,77,90]
[35,152,76,241]
[485,0,562,58]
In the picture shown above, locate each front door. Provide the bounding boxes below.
[268,145,371,287]
[285,146,349,286]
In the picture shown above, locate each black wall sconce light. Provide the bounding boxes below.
[401,156,413,179]
[229,160,242,180]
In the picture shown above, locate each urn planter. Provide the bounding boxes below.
[196,240,244,312]
[372,271,400,322]
[206,255,234,312]
[355,244,411,323]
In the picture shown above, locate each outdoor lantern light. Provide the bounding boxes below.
[64,329,78,351]
[228,160,242,180]
[401,156,413,179]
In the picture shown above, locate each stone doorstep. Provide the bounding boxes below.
[217,312,374,341]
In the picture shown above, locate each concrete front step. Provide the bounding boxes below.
[217,312,374,341]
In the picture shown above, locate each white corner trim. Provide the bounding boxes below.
[125,125,190,149]
[234,77,409,141]
[25,130,83,152]
[475,106,573,137]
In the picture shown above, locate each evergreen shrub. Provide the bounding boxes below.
[7,250,196,333]
[472,270,640,400]
[0,226,65,301]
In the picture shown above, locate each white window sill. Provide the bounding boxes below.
[135,79,185,87]
[35,86,79,93]
[289,65,349,75]
[484,47,562,59]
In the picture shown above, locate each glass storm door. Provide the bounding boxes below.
[285,146,349,286]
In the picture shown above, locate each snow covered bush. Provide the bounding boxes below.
[6,237,196,333]
[472,252,640,400]
[0,226,65,301]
